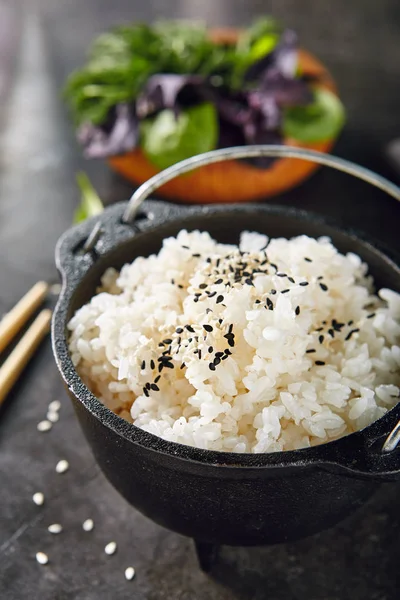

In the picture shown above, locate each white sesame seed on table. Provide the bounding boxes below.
[48,523,62,534]
[82,519,94,532]
[104,541,117,556]
[47,411,59,423]
[32,492,44,506]
[55,460,69,474]
[125,567,135,581]
[48,399,61,412]
[37,420,52,432]
[35,552,49,565]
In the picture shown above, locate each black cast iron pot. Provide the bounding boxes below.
[52,146,400,571]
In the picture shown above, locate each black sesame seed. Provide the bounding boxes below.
[315,327,324,332]
[203,324,213,332]
[345,328,360,341]
[154,375,161,383]
[180,363,186,369]
[158,342,164,347]
[194,298,199,303]
[143,388,149,397]
[163,338,172,345]
[266,298,273,309]
[304,257,312,262]
[270,289,277,295]
[141,360,146,370]
[215,352,224,358]
[178,284,184,289]
[193,349,199,354]
[158,364,164,373]
[164,361,174,369]
[198,350,202,360]
[145,382,151,390]
[206,308,213,314]
[209,363,216,371]
[367,313,376,319]
[188,338,193,343]
[222,354,229,360]
[245,278,254,286]
[228,338,235,347]
[317,276,323,281]
[192,253,201,258]
[206,257,211,263]
[319,283,328,292]
[199,283,207,289]
[150,384,159,392]
[299,281,309,286]
[218,318,223,325]
[176,327,184,334]
[186,325,195,333]
[277,273,286,278]
[328,328,335,337]
[215,278,223,285]
[194,292,201,297]
[214,357,221,366]
[208,291,217,298]
[255,299,261,304]
[225,349,232,355]
[281,289,290,294]
[295,306,300,316]
[243,271,251,277]
[228,324,233,334]
[182,245,189,249]
[270,263,278,271]
[348,320,354,326]
[288,277,295,284]
[216,295,224,304]
[216,258,221,268]
[319,335,324,344]
[306,349,316,353]
[315,361,325,366]
[150,359,155,370]
[208,346,214,353]
[171,279,175,285]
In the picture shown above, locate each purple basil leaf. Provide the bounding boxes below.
[244,28,298,83]
[136,74,207,118]
[78,103,138,158]
[251,70,313,110]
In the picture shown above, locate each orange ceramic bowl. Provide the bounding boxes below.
[108,29,338,203]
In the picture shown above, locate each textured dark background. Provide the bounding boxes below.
[0,1,399,599]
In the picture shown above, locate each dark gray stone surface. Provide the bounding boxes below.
[0,1,399,598]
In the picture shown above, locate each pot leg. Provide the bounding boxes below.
[194,540,219,573]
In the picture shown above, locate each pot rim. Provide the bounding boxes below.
[52,200,400,477]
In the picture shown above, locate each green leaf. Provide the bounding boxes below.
[282,88,345,143]
[249,33,279,61]
[73,172,104,223]
[140,103,218,170]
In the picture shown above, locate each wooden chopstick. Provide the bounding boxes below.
[0,281,49,355]
[0,309,52,407]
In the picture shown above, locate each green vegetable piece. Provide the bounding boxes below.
[283,87,345,143]
[140,103,218,170]
[249,34,279,61]
[73,172,104,223]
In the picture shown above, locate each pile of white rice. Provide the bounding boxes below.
[68,230,400,453]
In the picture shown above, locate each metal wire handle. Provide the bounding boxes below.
[86,144,400,452]
[123,145,400,222]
